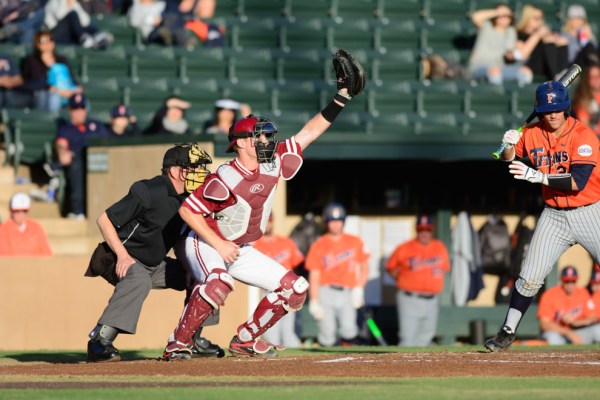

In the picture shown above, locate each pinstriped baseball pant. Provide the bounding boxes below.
[516,200,600,297]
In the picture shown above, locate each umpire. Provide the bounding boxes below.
[85,143,218,362]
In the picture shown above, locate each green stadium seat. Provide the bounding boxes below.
[128,46,178,82]
[286,0,332,19]
[219,80,273,116]
[228,18,281,50]
[272,87,321,115]
[423,0,470,24]
[168,78,220,115]
[175,47,229,84]
[330,0,378,22]
[378,0,423,23]
[279,18,333,50]
[227,49,276,82]
[92,15,136,46]
[370,81,417,116]
[213,0,240,18]
[237,0,287,19]
[121,78,170,115]
[5,109,60,173]
[83,77,123,115]
[460,112,505,136]
[413,112,459,135]
[274,49,325,83]
[78,46,128,83]
[421,20,468,53]
[416,81,464,115]
[374,19,422,52]
[465,83,512,117]
[370,50,421,84]
[331,20,374,52]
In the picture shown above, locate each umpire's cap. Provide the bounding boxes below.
[560,266,578,282]
[162,145,191,168]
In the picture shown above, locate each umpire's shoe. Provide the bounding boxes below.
[87,338,121,362]
[484,326,516,352]
[192,336,225,358]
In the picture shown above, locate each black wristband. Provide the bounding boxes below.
[321,100,344,123]
[547,173,572,191]
[334,93,350,104]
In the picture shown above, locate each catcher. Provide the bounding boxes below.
[161,49,366,359]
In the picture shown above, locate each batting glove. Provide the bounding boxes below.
[509,161,548,185]
[351,287,364,309]
[308,301,324,321]
[502,129,522,146]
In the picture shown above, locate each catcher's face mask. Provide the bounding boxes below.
[252,117,278,164]
[184,143,212,193]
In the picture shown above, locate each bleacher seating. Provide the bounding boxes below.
[5,0,600,169]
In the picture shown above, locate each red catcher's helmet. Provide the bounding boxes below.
[226,115,278,162]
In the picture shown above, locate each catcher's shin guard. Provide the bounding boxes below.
[172,270,233,344]
[237,271,308,342]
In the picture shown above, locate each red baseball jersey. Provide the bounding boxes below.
[515,117,600,208]
[253,234,304,271]
[537,285,595,326]
[305,233,370,287]
[385,238,450,294]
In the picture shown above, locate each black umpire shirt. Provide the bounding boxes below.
[105,174,186,267]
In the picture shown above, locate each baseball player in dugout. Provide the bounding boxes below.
[252,214,305,348]
[537,266,600,345]
[305,202,370,347]
[85,142,223,362]
[160,49,366,359]
[485,79,600,352]
[385,215,451,346]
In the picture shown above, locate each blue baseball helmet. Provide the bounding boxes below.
[534,81,571,113]
[323,202,347,222]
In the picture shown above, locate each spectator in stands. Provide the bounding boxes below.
[572,62,600,136]
[143,95,192,135]
[127,0,166,45]
[514,4,569,82]
[106,103,141,137]
[385,214,451,346]
[20,30,84,112]
[537,265,600,345]
[43,0,114,49]
[203,99,251,135]
[54,93,110,219]
[0,53,31,109]
[561,4,599,67]
[0,0,45,45]
[152,0,223,48]
[252,214,305,348]
[466,3,533,86]
[0,192,53,257]
[79,0,112,16]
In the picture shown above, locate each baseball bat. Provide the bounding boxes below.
[366,318,388,346]
[491,64,583,159]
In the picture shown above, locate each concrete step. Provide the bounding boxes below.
[39,218,89,237]
[49,235,101,256]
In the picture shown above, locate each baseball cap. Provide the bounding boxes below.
[68,93,87,109]
[560,266,578,282]
[110,103,130,118]
[162,145,191,168]
[567,4,587,19]
[590,270,600,284]
[416,214,434,231]
[10,192,31,211]
[215,99,240,110]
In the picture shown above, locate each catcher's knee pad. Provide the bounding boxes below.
[277,271,308,312]
[199,268,234,309]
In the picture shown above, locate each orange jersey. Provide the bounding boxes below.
[592,291,600,320]
[385,238,450,294]
[515,117,600,208]
[253,234,304,271]
[537,285,595,326]
[305,233,370,287]
[0,218,52,257]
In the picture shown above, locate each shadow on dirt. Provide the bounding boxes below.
[4,351,156,364]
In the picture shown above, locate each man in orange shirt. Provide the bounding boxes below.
[589,270,600,320]
[386,215,450,346]
[253,214,305,348]
[0,192,52,257]
[306,202,370,347]
[537,266,600,344]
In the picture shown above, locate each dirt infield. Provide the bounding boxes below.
[0,350,599,388]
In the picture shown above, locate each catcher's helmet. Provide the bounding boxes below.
[323,202,347,222]
[534,81,571,113]
[226,114,278,163]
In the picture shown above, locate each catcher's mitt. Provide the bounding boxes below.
[332,49,366,97]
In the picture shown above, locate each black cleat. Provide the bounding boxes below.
[484,326,516,352]
[192,336,225,358]
[87,338,121,362]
